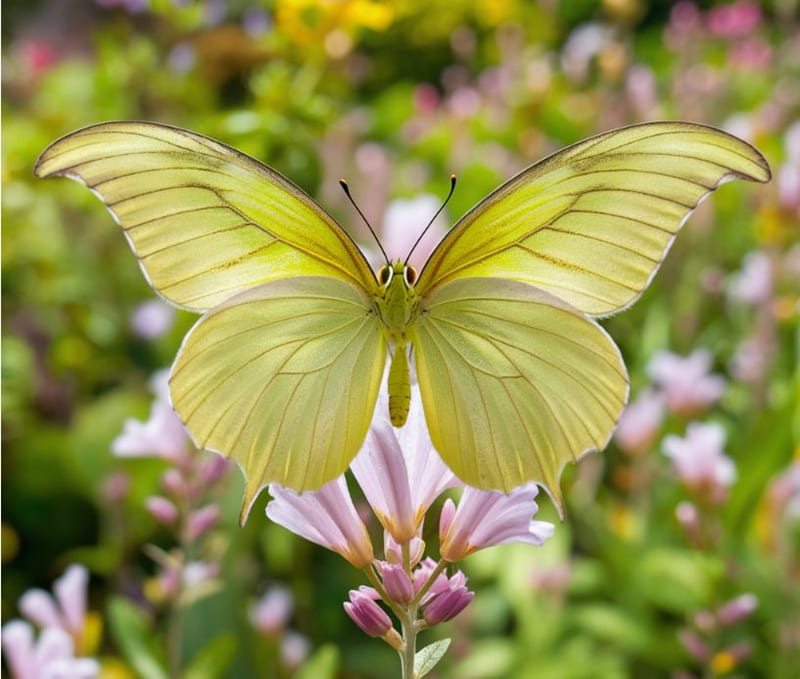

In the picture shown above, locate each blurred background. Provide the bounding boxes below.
[2,0,799,677]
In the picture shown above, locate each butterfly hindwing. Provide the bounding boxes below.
[417,122,771,316]
[170,276,387,517]
[411,277,629,511]
[35,121,376,311]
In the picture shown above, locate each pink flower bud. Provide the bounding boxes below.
[186,504,220,540]
[161,469,189,498]
[380,563,414,605]
[343,590,392,637]
[423,585,474,625]
[678,630,710,662]
[18,590,64,629]
[249,587,294,636]
[146,496,179,525]
[102,472,131,503]
[280,631,310,670]
[717,593,758,626]
[198,455,229,485]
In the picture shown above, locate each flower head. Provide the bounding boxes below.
[439,484,554,562]
[647,349,726,416]
[663,422,736,501]
[249,587,294,636]
[614,389,665,456]
[1,622,99,679]
[266,477,374,568]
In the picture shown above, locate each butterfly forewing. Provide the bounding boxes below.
[35,122,376,311]
[416,122,771,316]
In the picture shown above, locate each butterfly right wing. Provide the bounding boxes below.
[170,276,387,520]
[35,121,376,311]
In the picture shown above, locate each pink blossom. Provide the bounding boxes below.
[727,251,774,306]
[626,64,658,117]
[279,631,310,669]
[130,300,175,340]
[384,530,424,566]
[561,23,613,83]
[422,574,474,625]
[112,370,189,461]
[439,484,554,562]
[379,563,414,605]
[679,629,710,662]
[647,349,726,416]
[663,422,736,498]
[351,387,457,543]
[343,589,392,637]
[1,622,99,679]
[778,162,800,213]
[186,504,220,540]
[381,196,449,270]
[145,496,178,525]
[614,389,665,456]
[19,565,88,638]
[767,461,800,519]
[182,561,219,588]
[249,587,293,636]
[266,477,374,568]
[717,593,758,626]
[707,1,761,38]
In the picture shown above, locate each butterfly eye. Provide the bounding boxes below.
[403,265,418,286]
[378,265,393,286]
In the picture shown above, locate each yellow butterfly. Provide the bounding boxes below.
[36,121,769,518]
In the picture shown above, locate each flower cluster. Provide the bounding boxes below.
[2,565,99,679]
[266,387,553,674]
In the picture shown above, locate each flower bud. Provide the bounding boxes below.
[717,593,758,626]
[146,496,178,525]
[380,563,414,605]
[343,590,392,637]
[186,504,220,540]
[423,585,474,625]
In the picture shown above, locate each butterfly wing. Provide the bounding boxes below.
[416,122,770,316]
[411,277,628,511]
[35,121,376,311]
[170,276,387,519]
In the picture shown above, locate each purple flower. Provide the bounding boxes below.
[19,565,88,638]
[351,387,457,543]
[145,496,178,525]
[186,504,220,540]
[1,622,99,679]
[707,1,761,38]
[439,484,554,562]
[614,389,665,456]
[717,593,758,626]
[727,251,774,306]
[130,299,175,340]
[343,589,392,637]
[379,563,414,605]
[249,587,293,636]
[647,350,726,416]
[266,477,374,568]
[279,631,310,669]
[422,574,474,625]
[112,370,189,462]
[663,423,736,499]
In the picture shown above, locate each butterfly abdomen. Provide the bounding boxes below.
[388,344,411,427]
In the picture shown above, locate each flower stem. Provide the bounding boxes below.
[400,607,418,679]
[411,559,447,607]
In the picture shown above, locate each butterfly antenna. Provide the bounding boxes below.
[339,179,389,264]
[404,174,456,266]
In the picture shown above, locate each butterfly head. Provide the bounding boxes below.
[378,260,417,291]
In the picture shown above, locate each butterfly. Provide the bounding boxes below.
[36,121,770,519]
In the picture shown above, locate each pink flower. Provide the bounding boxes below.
[279,631,310,670]
[614,389,665,456]
[145,496,178,525]
[351,387,457,543]
[717,593,758,626]
[130,300,175,340]
[343,589,392,637]
[112,370,189,461]
[439,484,554,563]
[647,350,726,416]
[727,251,774,306]
[19,565,88,638]
[266,477,374,568]
[186,504,220,540]
[663,422,736,499]
[249,587,293,636]
[381,196,449,270]
[707,1,761,38]
[422,573,474,625]
[379,563,414,605]
[1,622,99,679]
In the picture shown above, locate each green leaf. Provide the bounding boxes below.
[106,597,168,679]
[415,639,451,678]
[182,635,236,679]
[294,645,339,679]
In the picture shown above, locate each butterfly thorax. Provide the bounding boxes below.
[375,260,418,427]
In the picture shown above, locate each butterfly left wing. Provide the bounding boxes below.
[35,121,376,311]
[410,277,628,512]
[169,276,387,520]
[416,122,770,316]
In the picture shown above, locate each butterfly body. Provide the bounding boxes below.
[375,260,419,426]
[35,120,770,520]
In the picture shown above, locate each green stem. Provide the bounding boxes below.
[400,607,418,679]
